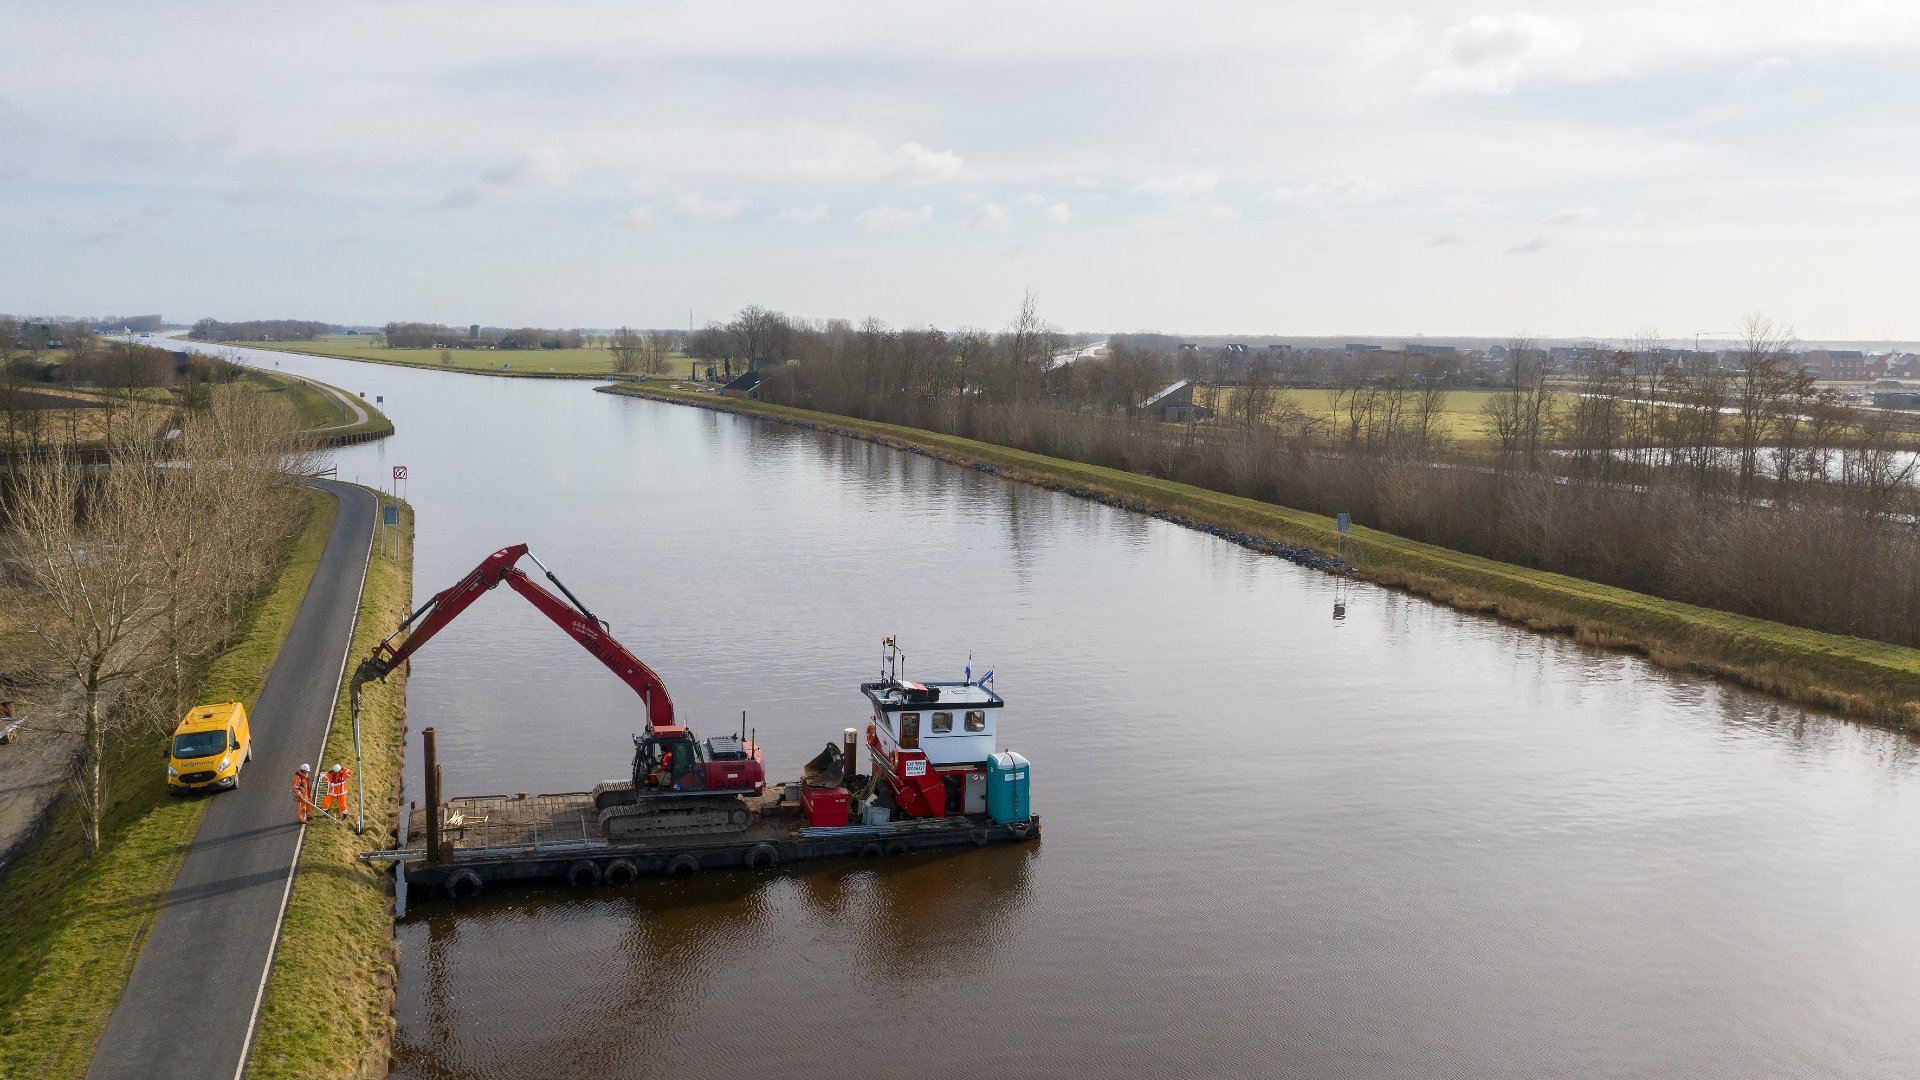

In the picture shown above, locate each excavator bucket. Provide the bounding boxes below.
[802,742,844,786]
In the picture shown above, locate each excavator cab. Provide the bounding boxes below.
[637,730,703,791]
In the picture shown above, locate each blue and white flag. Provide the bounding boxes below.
[979,669,994,688]
[965,654,973,683]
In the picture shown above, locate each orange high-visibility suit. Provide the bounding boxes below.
[320,766,352,814]
[291,769,313,822]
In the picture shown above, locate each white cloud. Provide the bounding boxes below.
[436,148,574,209]
[1135,171,1218,198]
[1545,206,1599,225]
[1428,232,1463,247]
[1044,202,1072,223]
[854,204,933,230]
[616,205,660,229]
[791,138,965,184]
[677,192,747,221]
[1017,191,1046,205]
[1268,175,1384,206]
[1508,236,1549,254]
[769,204,828,225]
[1419,14,1583,96]
[968,203,1010,228]
[481,147,574,187]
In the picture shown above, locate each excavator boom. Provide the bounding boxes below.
[352,543,675,729]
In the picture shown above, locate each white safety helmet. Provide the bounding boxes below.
[300,763,312,772]
[332,763,343,772]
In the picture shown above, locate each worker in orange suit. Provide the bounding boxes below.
[291,764,314,822]
[320,762,353,815]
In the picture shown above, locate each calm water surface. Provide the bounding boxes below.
[230,347,1920,1079]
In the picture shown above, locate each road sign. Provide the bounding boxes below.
[382,504,398,526]
[392,466,407,481]
[1336,513,1351,533]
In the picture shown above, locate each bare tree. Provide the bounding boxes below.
[1728,313,1797,502]
[608,326,644,375]
[8,448,170,852]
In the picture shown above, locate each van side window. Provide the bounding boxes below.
[230,728,239,750]
[965,710,986,732]
[931,711,952,733]
[899,712,920,749]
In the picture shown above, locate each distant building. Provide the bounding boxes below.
[1343,343,1382,353]
[1178,343,1201,351]
[1139,379,1212,422]
[1266,343,1290,352]
[1873,391,1920,410]
[1223,343,1249,354]
[1404,343,1458,357]
[720,370,763,398]
[1804,349,1866,380]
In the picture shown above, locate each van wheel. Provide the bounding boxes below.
[246,742,253,762]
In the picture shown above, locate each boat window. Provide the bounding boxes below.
[900,712,920,749]
[965,710,986,732]
[931,711,952,733]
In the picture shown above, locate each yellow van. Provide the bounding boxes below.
[167,700,253,794]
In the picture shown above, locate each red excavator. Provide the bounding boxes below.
[350,543,765,840]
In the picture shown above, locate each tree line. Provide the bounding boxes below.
[381,322,587,350]
[189,318,330,342]
[722,301,1920,651]
[2,390,317,853]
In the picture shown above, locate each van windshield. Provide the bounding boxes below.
[173,731,227,759]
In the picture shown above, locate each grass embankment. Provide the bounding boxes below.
[605,383,1920,729]
[241,369,395,442]
[237,335,698,380]
[247,495,411,1080]
[0,488,336,1079]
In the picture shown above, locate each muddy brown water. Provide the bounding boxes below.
[222,345,1920,1079]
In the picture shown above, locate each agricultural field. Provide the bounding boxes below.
[238,335,699,378]
[1199,386,1552,442]
[0,385,173,449]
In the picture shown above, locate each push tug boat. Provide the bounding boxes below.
[359,545,1037,904]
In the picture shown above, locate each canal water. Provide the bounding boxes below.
[230,346,1920,1079]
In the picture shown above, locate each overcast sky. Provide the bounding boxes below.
[4,1,1919,339]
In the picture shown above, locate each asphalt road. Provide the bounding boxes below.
[87,480,376,1080]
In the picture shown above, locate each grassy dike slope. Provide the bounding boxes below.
[604,384,1920,729]
[242,369,395,442]
[0,488,335,1079]
[247,496,411,1080]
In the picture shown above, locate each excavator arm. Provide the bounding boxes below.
[349,543,675,730]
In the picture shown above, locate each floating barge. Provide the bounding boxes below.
[372,777,1039,909]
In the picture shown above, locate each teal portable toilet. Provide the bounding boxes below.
[986,751,1030,825]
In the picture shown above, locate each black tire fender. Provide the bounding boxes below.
[665,853,701,876]
[884,840,910,857]
[603,859,639,885]
[566,860,602,887]
[745,843,779,871]
[1010,820,1031,839]
[857,842,884,859]
[444,868,483,900]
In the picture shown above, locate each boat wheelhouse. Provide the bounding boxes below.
[861,638,1008,819]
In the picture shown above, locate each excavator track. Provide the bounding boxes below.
[592,781,753,841]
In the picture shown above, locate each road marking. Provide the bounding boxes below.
[231,485,375,1080]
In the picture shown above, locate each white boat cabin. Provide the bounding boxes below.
[862,679,1003,767]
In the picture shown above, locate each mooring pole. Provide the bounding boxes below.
[424,727,444,864]
[842,727,859,783]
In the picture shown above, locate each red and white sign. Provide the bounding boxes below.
[392,466,407,481]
